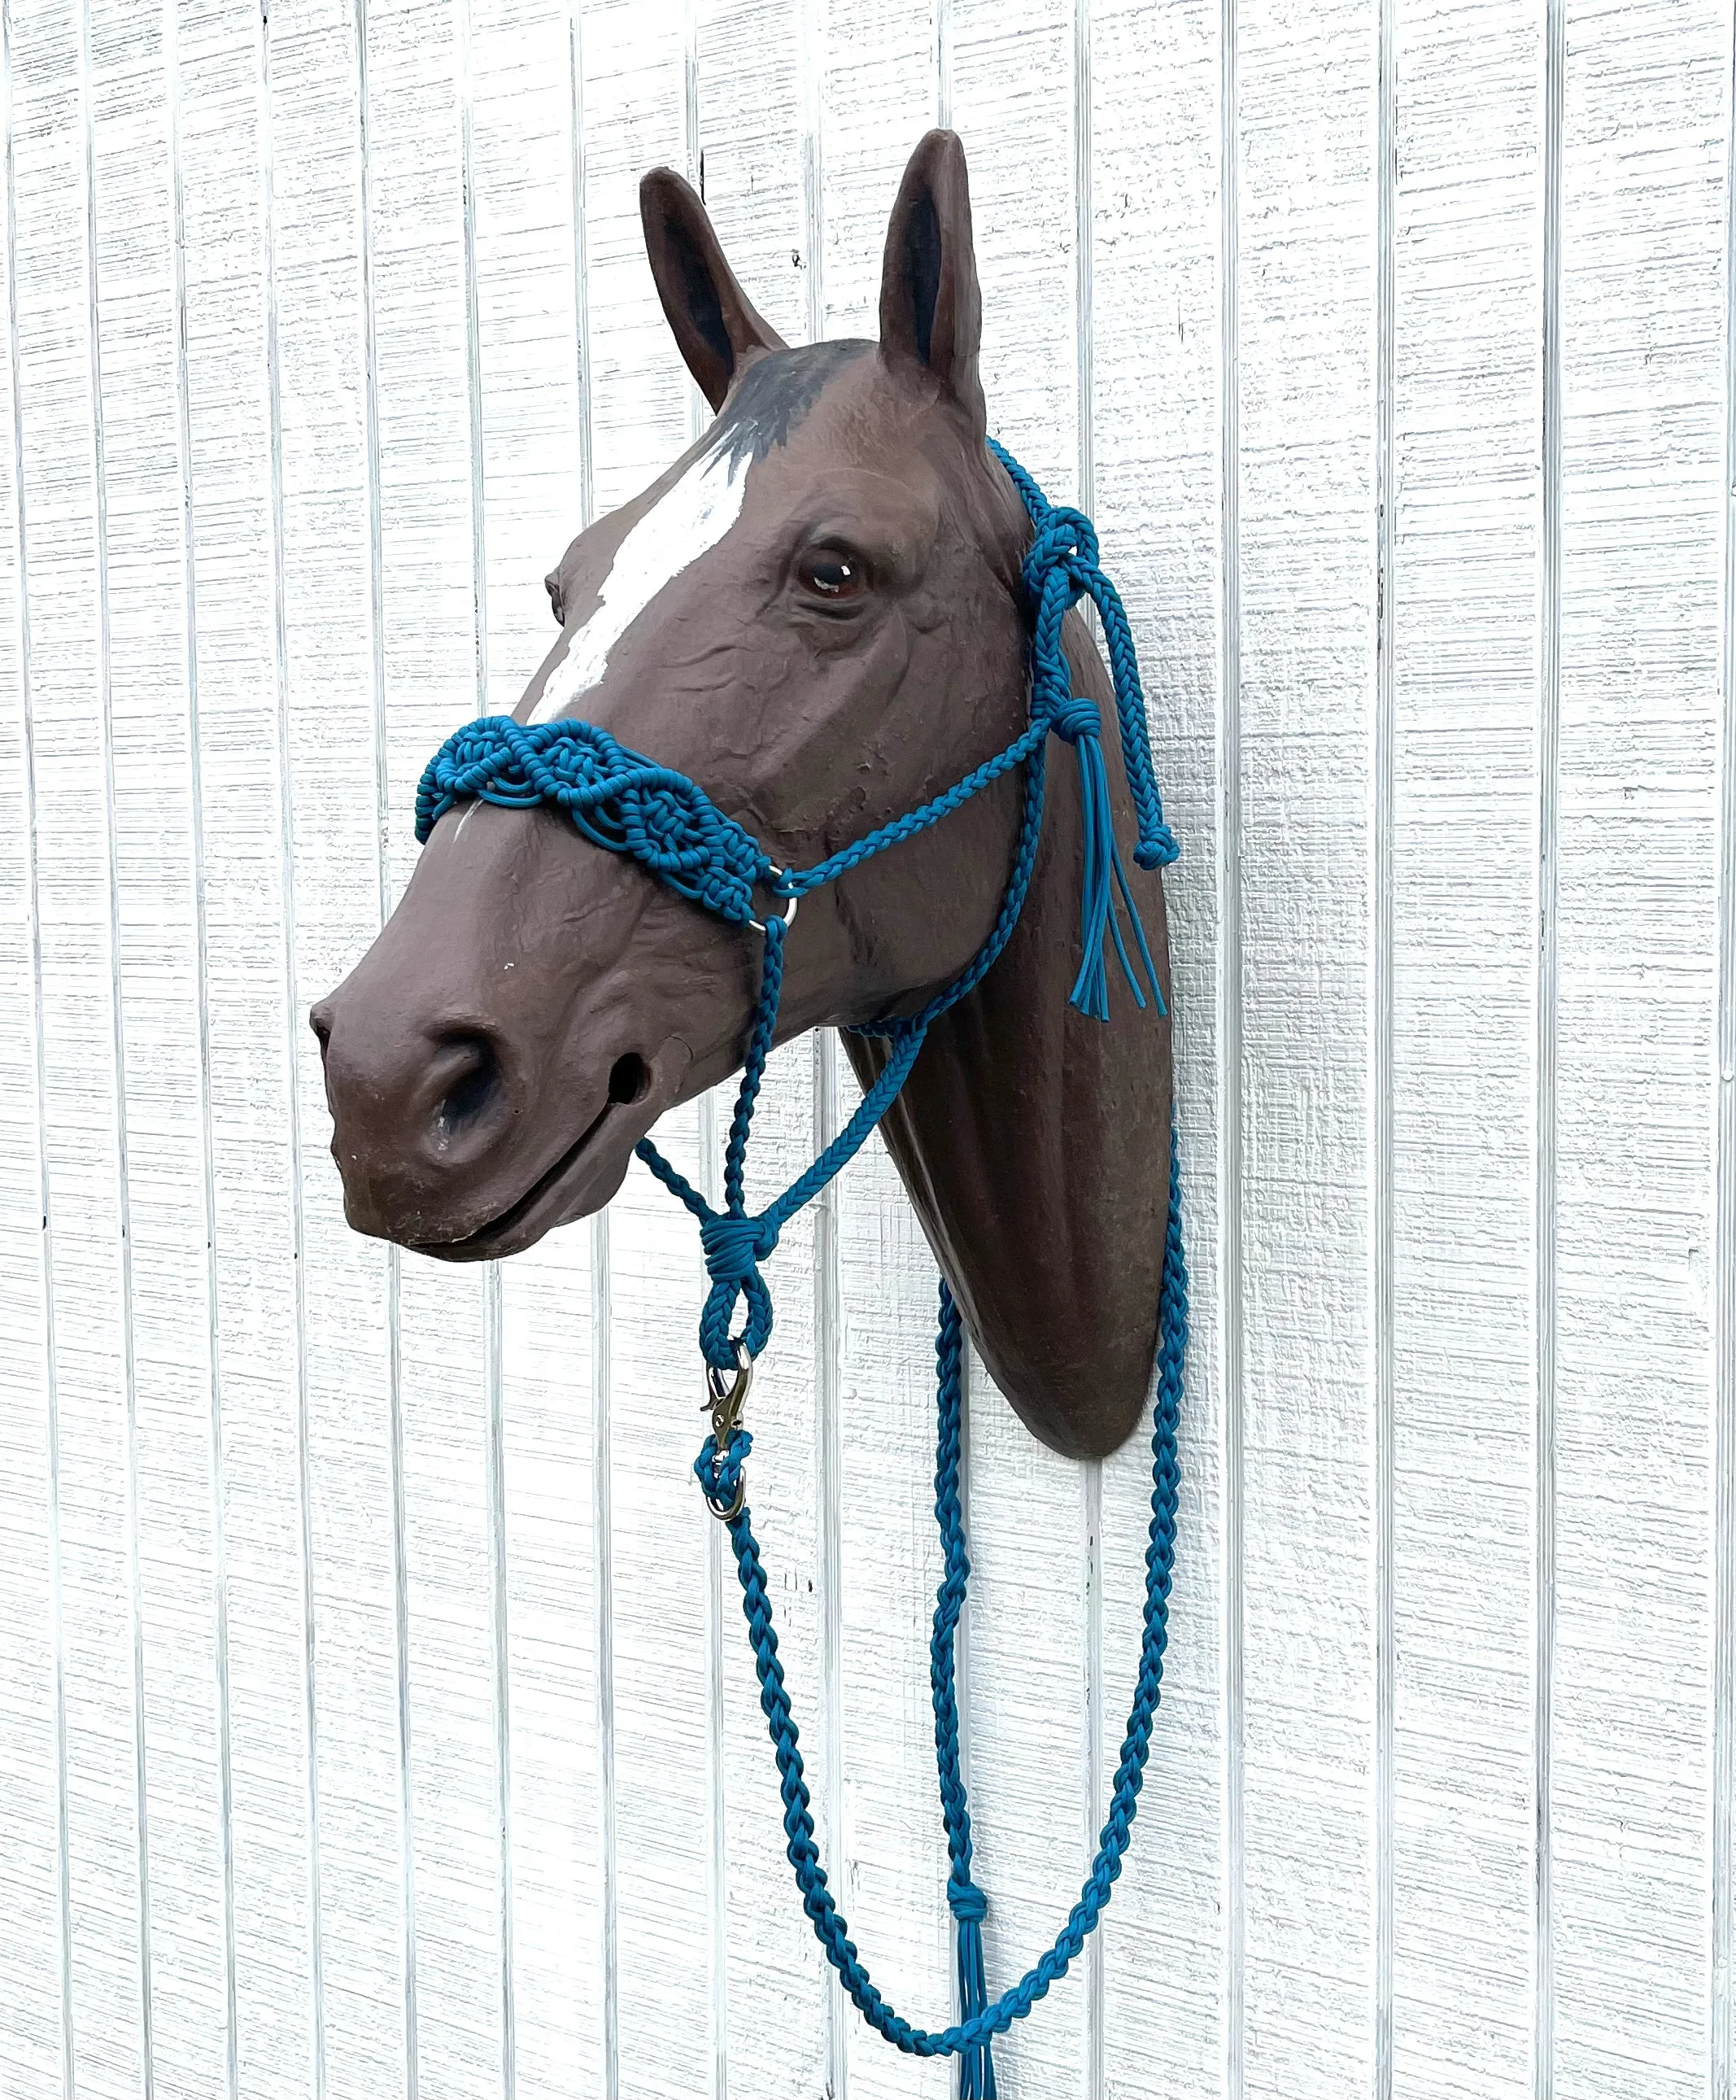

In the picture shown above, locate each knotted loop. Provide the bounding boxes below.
[695,1425,752,1523]
[1022,502,1099,604]
[700,1211,780,1283]
[945,1833,996,2092]
[1048,696,1101,745]
[989,437,1180,891]
[699,1212,781,1371]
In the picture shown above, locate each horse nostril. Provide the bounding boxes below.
[309,1001,333,1052]
[432,1033,506,1142]
[608,1051,651,1106]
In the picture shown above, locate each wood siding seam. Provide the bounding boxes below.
[351,6,419,2071]
[1072,7,1106,2095]
[79,0,155,2082]
[1545,0,1570,2083]
[257,12,325,2091]
[1372,0,1396,2089]
[455,0,517,2085]
[2,4,72,2085]
[1714,7,1736,2090]
[162,0,240,2082]
[1218,0,1244,2090]
[1536,3,1565,2092]
[572,18,615,2099]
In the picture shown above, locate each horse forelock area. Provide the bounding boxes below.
[707,338,872,474]
[529,341,878,727]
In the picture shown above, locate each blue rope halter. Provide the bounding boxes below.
[416,440,1188,2090]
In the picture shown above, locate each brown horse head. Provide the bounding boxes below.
[312,129,1173,1460]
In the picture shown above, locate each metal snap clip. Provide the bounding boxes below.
[700,1343,752,1522]
[704,1340,752,1443]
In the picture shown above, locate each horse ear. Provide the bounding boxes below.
[639,168,787,412]
[878,129,984,433]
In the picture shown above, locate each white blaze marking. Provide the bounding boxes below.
[530,442,750,723]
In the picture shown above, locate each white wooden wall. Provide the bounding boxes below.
[0,1,1732,2096]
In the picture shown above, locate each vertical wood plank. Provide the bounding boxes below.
[1551,5,1728,2092]
[366,0,500,2085]
[0,0,66,2081]
[1718,10,1736,2082]
[1235,0,1379,2089]
[1386,3,1542,2093]
[1088,0,1228,2091]
[175,0,326,2084]
[466,0,605,2085]
[265,0,411,2089]
[86,0,236,2087]
[1716,12,1736,2073]
[10,0,147,2090]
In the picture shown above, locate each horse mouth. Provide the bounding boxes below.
[408,1047,663,1261]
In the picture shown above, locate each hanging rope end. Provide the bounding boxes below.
[1050,696,1174,1026]
[949,1877,997,2100]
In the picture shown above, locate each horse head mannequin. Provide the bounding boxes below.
[312,129,1173,1460]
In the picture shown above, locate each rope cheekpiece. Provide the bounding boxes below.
[415,442,1188,2089]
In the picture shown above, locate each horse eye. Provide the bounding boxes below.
[798,549,869,602]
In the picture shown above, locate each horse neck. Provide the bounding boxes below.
[840,611,1174,1459]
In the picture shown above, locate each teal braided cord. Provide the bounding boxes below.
[845,735,1049,1051]
[410,440,1190,2070]
[928,1290,996,2098]
[636,916,787,1368]
[985,439,1177,876]
[693,1127,1188,2063]
[785,717,1048,897]
[639,729,1047,1368]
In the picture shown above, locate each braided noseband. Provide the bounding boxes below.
[416,440,1187,2092]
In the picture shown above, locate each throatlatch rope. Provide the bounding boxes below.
[416,442,1188,2089]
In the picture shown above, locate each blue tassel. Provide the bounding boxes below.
[949,1877,997,2099]
[1050,698,1165,1024]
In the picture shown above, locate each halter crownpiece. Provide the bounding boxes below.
[414,443,1188,2091]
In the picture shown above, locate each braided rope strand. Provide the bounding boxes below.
[700,1129,1187,2064]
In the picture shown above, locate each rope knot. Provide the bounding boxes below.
[697,1212,780,1369]
[947,1861,998,2097]
[700,1211,779,1286]
[1022,504,1099,604]
[1049,696,1101,746]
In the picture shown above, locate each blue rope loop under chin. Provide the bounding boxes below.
[412,441,1188,2085]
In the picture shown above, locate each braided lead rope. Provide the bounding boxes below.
[693,1133,1187,2078]
[639,692,1049,1371]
